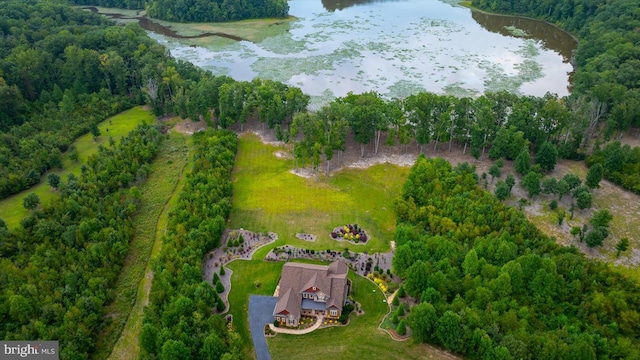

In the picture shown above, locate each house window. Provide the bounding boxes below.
[330,310,338,316]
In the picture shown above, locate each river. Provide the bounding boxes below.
[142,0,576,108]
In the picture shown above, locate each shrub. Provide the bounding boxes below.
[220,267,225,276]
[339,303,355,324]
[397,286,406,298]
[549,199,558,210]
[392,296,399,306]
[392,313,399,325]
[396,319,407,336]
[216,298,226,312]
[216,281,224,293]
[397,306,405,316]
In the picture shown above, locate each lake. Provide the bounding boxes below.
[145,0,576,108]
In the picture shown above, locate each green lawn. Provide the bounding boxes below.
[268,271,438,359]
[0,106,154,229]
[229,133,409,257]
[225,260,284,358]
[93,130,189,360]
[225,258,445,360]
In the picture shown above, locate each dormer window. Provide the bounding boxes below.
[313,286,316,291]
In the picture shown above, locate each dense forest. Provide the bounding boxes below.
[140,129,240,360]
[0,125,162,358]
[0,0,185,199]
[394,157,640,359]
[71,0,290,22]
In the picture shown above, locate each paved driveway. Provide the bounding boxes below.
[248,295,278,360]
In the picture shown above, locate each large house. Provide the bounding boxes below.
[273,260,350,326]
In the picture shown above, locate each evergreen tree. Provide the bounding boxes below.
[514,148,531,174]
[494,180,511,200]
[586,163,604,188]
[396,319,407,336]
[535,141,558,172]
[522,171,542,198]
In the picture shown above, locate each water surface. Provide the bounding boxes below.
[146,0,576,108]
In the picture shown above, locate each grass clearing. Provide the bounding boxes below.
[92,130,189,360]
[0,107,153,229]
[225,260,284,358]
[156,17,296,43]
[83,6,295,44]
[229,133,409,257]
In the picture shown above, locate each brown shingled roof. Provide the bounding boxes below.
[273,260,349,317]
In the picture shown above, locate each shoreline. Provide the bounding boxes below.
[81,5,296,43]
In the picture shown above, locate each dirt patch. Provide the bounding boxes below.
[296,233,316,242]
[173,119,208,135]
[274,150,291,159]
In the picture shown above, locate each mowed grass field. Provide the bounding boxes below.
[94,130,190,360]
[228,133,410,255]
[0,107,154,228]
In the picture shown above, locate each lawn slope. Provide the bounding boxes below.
[228,133,409,255]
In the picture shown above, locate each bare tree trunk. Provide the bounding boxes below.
[581,99,606,149]
[449,122,454,152]
[481,133,487,160]
[463,141,468,155]
[361,144,365,158]
[326,159,330,176]
[375,130,381,154]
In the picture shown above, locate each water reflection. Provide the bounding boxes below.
[471,11,576,63]
[321,0,403,11]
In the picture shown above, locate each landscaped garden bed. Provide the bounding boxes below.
[274,316,318,330]
[331,224,368,244]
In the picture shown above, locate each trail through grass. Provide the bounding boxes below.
[0,107,153,229]
[229,133,409,256]
[91,131,190,360]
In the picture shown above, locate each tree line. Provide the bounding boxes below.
[0,0,186,199]
[394,156,640,359]
[472,0,640,146]
[0,125,162,358]
[71,0,290,22]
[140,129,241,360]
[288,91,609,174]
